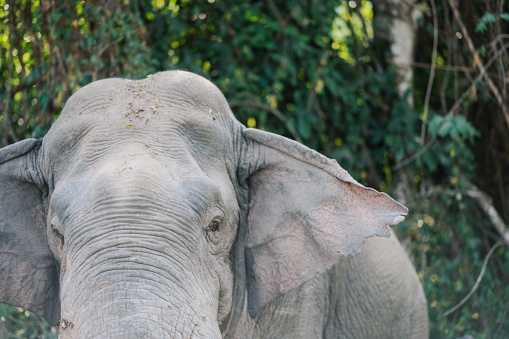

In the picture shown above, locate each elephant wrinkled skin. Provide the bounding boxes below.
[0,71,428,338]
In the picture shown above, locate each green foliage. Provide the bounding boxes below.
[1,0,509,338]
[0,305,56,338]
[398,195,509,338]
[475,12,496,33]
[406,0,509,336]
[0,0,149,146]
[428,114,479,141]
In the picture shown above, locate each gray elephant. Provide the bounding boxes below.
[0,71,428,338]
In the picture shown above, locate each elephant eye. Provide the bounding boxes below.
[55,230,65,240]
[205,220,221,244]
[205,220,221,233]
[51,224,65,243]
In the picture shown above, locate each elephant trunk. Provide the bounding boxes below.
[56,213,223,338]
[58,255,222,338]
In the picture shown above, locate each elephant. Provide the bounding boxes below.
[0,71,428,338]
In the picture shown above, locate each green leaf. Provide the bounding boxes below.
[475,12,496,34]
[438,119,453,137]
[428,115,443,137]
[50,12,63,22]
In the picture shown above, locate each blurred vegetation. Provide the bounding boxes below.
[1,0,509,338]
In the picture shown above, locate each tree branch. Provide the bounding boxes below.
[354,0,383,73]
[425,184,509,246]
[387,60,509,84]
[495,296,509,338]
[9,79,40,98]
[393,41,509,170]
[420,0,438,145]
[465,187,509,246]
[305,90,327,128]
[444,240,505,317]
[447,0,509,131]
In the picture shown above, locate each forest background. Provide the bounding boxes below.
[1,0,509,338]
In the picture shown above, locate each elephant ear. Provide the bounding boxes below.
[0,139,60,325]
[238,128,408,318]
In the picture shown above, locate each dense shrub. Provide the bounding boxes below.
[1,1,508,337]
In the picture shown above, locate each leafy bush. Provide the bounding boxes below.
[1,0,508,337]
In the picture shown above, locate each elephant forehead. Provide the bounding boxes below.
[42,116,229,186]
[59,71,232,121]
[42,74,237,173]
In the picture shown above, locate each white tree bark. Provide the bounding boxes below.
[373,0,421,104]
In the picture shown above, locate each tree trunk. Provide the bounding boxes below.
[373,0,421,105]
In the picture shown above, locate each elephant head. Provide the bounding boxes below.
[0,71,407,338]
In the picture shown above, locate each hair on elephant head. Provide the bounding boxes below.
[0,71,413,338]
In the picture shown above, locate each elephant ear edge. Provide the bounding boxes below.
[0,139,60,326]
[238,128,408,318]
